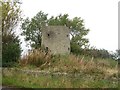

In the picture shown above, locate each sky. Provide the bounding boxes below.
[19,0,119,55]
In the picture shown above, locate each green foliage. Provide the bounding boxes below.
[21,11,89,51]
[111,49,120,60]
[70,41,82,55]
[116,49,120,56]
[81,48,111,59]
[1,0,22,67]
[48,14,89,54]
[1,0,22,35]
[21,11,48,49]
[2,34,21,67]
[115,49,120,59]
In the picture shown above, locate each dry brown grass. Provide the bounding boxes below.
[3,51,118,88]
[19,49,118,77]
[19,49,52,67]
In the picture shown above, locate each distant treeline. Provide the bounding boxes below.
[71,47,119,59]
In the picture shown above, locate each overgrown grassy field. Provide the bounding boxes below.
[2,49,118,88]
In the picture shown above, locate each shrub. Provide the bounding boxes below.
[2,34,22,67]
[81,48,111,59]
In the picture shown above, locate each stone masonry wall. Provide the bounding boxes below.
[41,26,70,54]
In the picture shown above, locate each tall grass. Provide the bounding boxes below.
[3,48,118,88]
[19,48,118,77]
[19,49,52,67]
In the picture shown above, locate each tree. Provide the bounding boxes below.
[112,49,120,60]
[48,14,89,54]
[1,0,22,67]
[2,0,21,35]
[21,11,90,53]
[81,47,111,59]
[116,49,120,61]
[116,49,120,56]
[21,11,48,49]
[2,34,21,67]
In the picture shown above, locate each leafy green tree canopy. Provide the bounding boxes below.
[21,11,48,49]
[21,11,90,52]
[1,0,21,36]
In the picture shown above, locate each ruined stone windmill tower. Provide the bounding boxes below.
[41,26,70,54]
